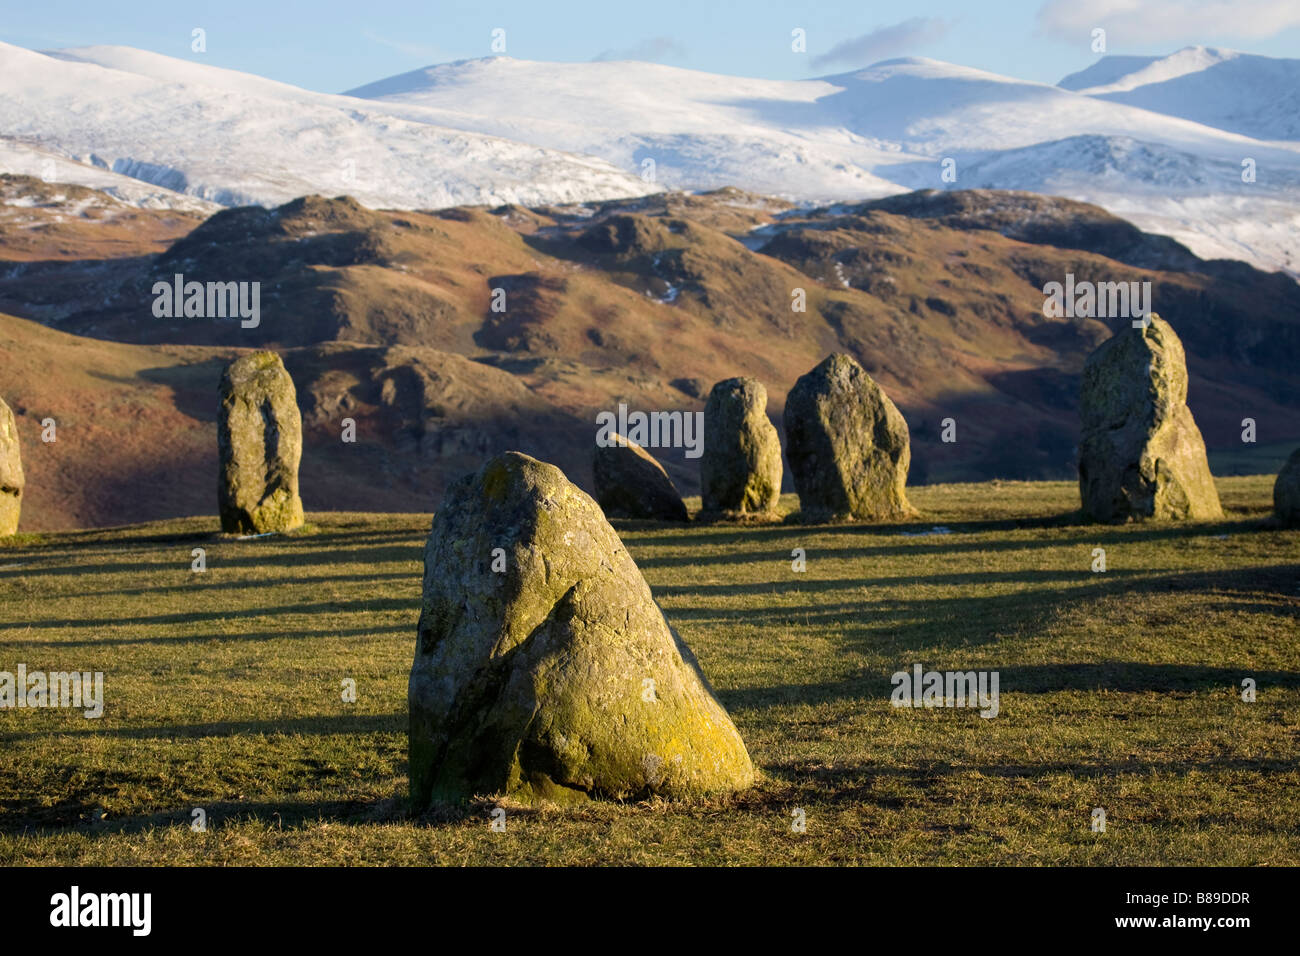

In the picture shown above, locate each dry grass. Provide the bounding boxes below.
[0,475,1297,865]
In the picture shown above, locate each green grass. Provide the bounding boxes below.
[1,476,1297,865]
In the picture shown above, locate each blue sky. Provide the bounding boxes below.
[4,0,1299,91]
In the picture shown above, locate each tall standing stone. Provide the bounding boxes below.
[593,435,688,521]
[1274,448,1300,527]
[0,397,23,536]
[1078,315,1222,523]
[701,377,782,516]
[784,353,916,522]
[409,451,754,808]
[218,351,304,534]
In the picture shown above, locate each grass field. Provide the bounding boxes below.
[1,476,1297,865]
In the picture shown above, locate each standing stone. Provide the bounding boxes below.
[1078,315,1222,522]
[409,451,754,808]
[218,351,304,534]
[701,377,782,516]
[593,435,688,521]
[0,397,23,536]
[1274,448,1300,527]
[784,353,916,522]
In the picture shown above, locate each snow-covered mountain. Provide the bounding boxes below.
[343,51,1300,274]
[2,41,1298,276]
[1060,46,1300,143]
[0,42,655,211]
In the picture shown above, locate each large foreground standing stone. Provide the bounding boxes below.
[701,377,782,516]
[0,397,22,536]
[1078,315,1222,522]
[409,451,754,807]
[218,351,304,534]
[784,353,916,521]
[593,435,688,521]
[1274,448,1300,527]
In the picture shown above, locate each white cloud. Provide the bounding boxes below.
[592,36,686,63]
[1038,0,1300,43]
[811,17,951,70]
[362,30,447,61]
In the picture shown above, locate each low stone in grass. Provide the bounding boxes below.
[1274,447,1300,527]
[592,434,688,521]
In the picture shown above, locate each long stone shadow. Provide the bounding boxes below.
[0,622,411,649]
[1,794,412,836]
[654,566,1146,599]
[667,560,1300,624]
[700,563,1300,707]
[12,596,418,632]
[664,563,1300,672]
[629,517,1267,569]
[754,751,1300,812]
[5,541,421,580]
[0,711,404,743]
[72,570,416,600]
[720,662,1300,713]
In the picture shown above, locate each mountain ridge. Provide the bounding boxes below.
[4,41,1299,274]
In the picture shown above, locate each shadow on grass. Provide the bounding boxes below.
[752,751,1300,811]
[1,788,565,837]
[9,596,419,632]
[628,516,1268,569]
[702,562,1300,708]
[3,538,421,580]
[672,559,1300,636]
[0,622,412,649]
[0,795,410,837]
[719,662,1300,712]
[654,566,1146,600]
[70,570,417,601]
[0,711,404,743]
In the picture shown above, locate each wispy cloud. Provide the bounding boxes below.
[592,36,686,63]
[362,29,447,61]
[1038,0,1300,42]
[811,17,951,70]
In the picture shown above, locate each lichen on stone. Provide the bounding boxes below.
[409,451,754,808]
[217,350,304,534]
[1078,315,1222,522]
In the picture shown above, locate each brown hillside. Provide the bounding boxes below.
[1,182,1297,529]
[0,312,592,531]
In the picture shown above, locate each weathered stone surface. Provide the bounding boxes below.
[0,397,22,536]
[592,434,688,521]
[1274,448,1300,527]
[217,351,304,534]
[409,451,755,808]
[701,377,782,516]
[784,353,916,522]
[1078,315,1222,523]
